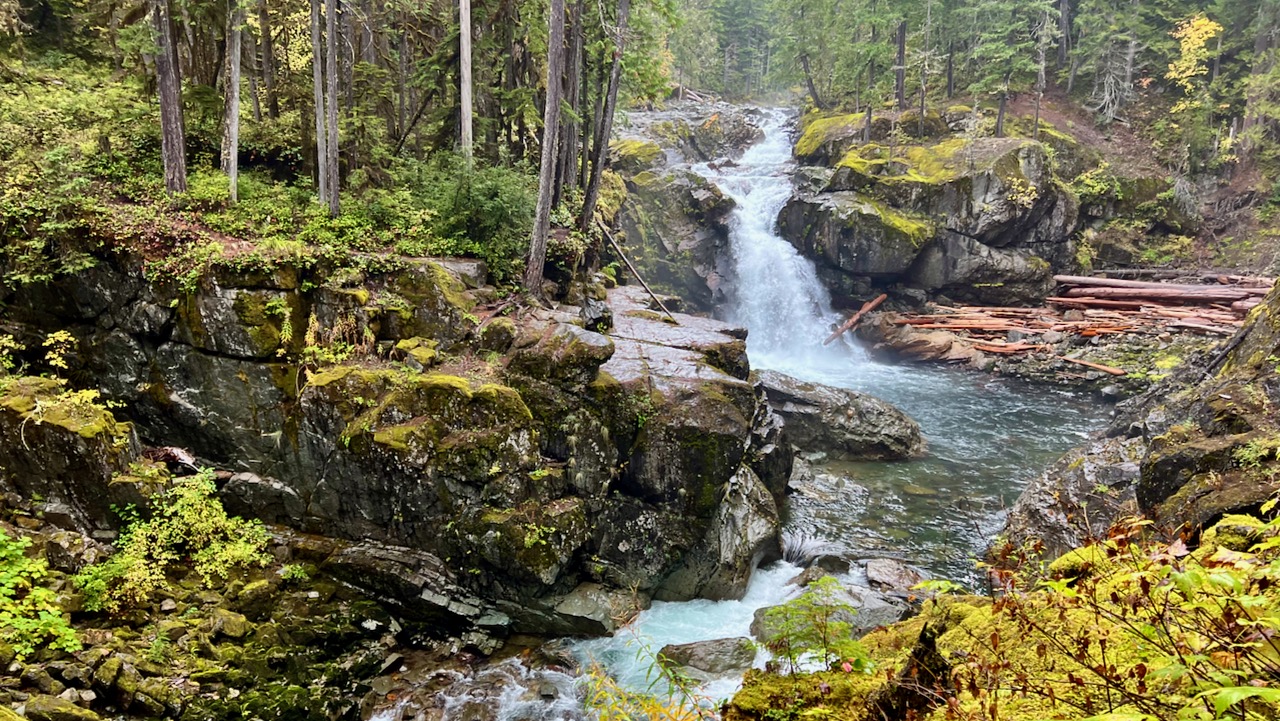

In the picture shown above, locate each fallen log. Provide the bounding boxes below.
[1058,356,1127,376]
[823,293,887,345]
[1055,275,1271,295]
[1062,287,1256,303]
[1046,297,1154,310]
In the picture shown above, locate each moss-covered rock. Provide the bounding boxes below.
[0,377,143,532]
[609,139,665,174]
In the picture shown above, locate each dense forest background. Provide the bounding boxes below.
[2,0,1279,289]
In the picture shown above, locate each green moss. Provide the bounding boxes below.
[1202,514,1268,551]
[1046,544,1112,579]
[610,139,664,173]
[795,113,863,160]
[475,384,533,421]
[857,196,935,246]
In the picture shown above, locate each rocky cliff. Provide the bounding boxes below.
[0,249,793,646]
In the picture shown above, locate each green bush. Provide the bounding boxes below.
[75,469,271,612]
[0,530,81,658]
[411,155,537,283]
[763,576,872,674]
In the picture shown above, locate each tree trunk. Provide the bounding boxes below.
[864,104,873,143]
[578,0,630,234]
[259,0,278,118]
[800,54,826,109]
[152,0,187,194]
[895,20,907,110]
[221,0,244,202]
[995,89,1008,137]
[325,0,340,215]
[525,0,566,296]
[310,0,328,203]
[459,0,473,164]
[556,0,584,202]
[946,43,954,98]
[1058,0,1070,67]
[247,36,263,123]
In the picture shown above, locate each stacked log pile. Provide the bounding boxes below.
[858,274,1275,377]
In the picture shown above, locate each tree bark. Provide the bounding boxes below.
[325,0,340,215]
[1058,0,1070,67]
[578,0,630,234]
[459,0,473,164]
[259,0,279,118]
[151,0,187,194]
[995,89,1008,137]
[525,0,566,296]
[221,0,244,202]
[895,20,907,110]
[800,54,826,109]
[310,0,328,204]
[557,0,584,201]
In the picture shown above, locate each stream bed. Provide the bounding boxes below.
[386,108,1112,719]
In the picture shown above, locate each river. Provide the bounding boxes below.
[387,108,1110,720]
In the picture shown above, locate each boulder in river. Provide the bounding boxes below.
[864,558,928,595]
[658,637,757,675]
[750,581,909,643]
[757,369,924,460]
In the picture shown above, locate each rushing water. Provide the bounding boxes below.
[392,108,1111,719]
[699,108,1107,585]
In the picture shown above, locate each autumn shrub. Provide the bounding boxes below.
[75,468,271,612]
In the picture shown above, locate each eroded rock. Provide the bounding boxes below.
[757,370,924,460]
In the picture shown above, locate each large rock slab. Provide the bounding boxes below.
[757,370,923,460]
[659,637,757,675]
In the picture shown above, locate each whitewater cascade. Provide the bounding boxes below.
[695,109,855,374]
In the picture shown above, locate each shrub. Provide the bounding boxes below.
[75,469,271,612]
[0,530,80,658]
[763,576,872,675]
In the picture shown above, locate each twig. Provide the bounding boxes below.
[598,221,679,325]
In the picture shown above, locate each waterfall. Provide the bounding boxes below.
[695,109,855,376]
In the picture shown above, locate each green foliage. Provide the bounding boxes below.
[0,530,80,658]
[75,469,271,612]
[410,156,537,284]
[585,637,718,720]
[763,576,872,674]
[280,564,310,583]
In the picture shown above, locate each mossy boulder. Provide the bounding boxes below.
[786,136,1077,302]
[175,286,304,360]
[610,139,665,174]
[0,377,143,532]
[617,169,736,310]
[779,192,933,279]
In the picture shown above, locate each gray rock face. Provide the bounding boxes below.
[659,637,757,675]
[1002,437,1144,561]
[1,251,790,642]
[757,370,924,460]
[907,232,1053,305]
[617,170,735,311]
[781,136,1078,306]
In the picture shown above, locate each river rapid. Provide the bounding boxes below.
[385,108,1111,720]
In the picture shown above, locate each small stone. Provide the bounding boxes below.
[21,668,64,697]
[370,677,393,696]
[56,689,79,705]
[208,609,250,640]
[77,690,96,705]
[91,657,120,689]
[1042,330,1065,344]
[538,682,558,700]
[159,599,177,612]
